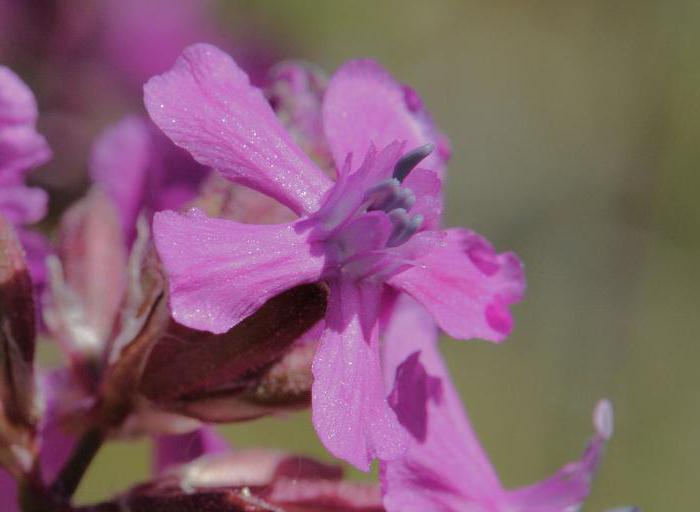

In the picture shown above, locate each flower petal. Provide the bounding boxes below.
[0,125,51,177]
[89,116,151,234]
[381,296,505,512]
[0,66,37,125]
[505,399,613,510]
[90,116,206,241]
[144,43,332,215]
[38,372,78,482]
[153,208,326,333]
[0,185,47,225]
[18,230,50,292]
[381,296,611,512]
[323,60,448,178]
[0,66,51,177]
[311,280,409,471]
[388,228,525,342]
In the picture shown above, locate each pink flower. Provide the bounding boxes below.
[0,66,50,223]
[145,44,525,470]
[380,295,611,512]
[0,65,51,285]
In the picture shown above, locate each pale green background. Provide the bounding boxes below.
[72,1,699,509]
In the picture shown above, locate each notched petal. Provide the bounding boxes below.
[144,43,332,215]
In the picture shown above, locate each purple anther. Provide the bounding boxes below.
[387,210,423,247]
[393,143,434,182]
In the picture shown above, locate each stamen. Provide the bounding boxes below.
[387,211,423,247]
[365,180,416,213]
[364,179,401,211]
[393,143,434,182]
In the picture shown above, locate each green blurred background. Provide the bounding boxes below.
[35,0,700,509]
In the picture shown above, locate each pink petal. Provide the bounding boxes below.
[153,208,326,333]
[381,296,505,512]
[89,116,151,234]
[18,230,50,290]
[0,125,51,177]
[311,280,409,471]
[0,185,47,225]
[0,66,37,124]
[144,44,332,215]
[90,116,208,241]
[38,371,79,482]
[154,427,230,474]
[0,66,51,177]
[388,228,525,342]
[323,60,448,178]
[381,297,611,512]
[101,0,225,89]
[505,400,614,511]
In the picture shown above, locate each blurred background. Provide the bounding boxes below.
[3,1,698,509]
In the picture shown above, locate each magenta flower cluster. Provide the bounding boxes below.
[0,9,635,512]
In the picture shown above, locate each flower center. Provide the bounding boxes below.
[315,143,434,278]
[363,143,433,247]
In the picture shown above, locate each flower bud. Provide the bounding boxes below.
[137,284,326,423]
[0,216,39,474]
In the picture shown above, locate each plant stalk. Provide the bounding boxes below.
[48,426,105,502]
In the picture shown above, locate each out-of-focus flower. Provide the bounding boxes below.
[1,0,281,201]
[89,116,208,242]
[146,44,525,470]
[0,66,51,180]
[380,295,612,512]
[0,66,51,285]
[266,61,333,170]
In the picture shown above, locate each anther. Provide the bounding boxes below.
[393,143,434,182]
[364,179,401,211]
[387,211,423,247]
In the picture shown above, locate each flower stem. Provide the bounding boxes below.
[49,426,105,501]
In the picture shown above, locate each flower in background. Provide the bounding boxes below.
[0,0,281,204]
[380,295,612,512]
[89,115,208,242]
[145,44,525,470]
[0,65,51,286]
